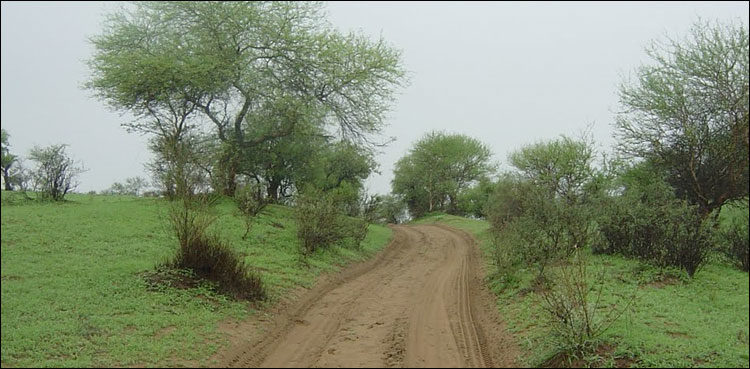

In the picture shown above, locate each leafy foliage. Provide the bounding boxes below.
[295,188,347,255]
[716,202,749,272]
[485,136,600,276]
[616,19,749,217]
[595,163,716,277]
[104,176,149,196]
[1,128,19,191]
[294,187,370,256]
[28,144,85,201]
[374,194,408,224]
[392,131,494,217]
[87,1,407,196]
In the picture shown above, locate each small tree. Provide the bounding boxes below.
[28,144,85,201]
[1,128,18,191]
[616,19,749,218]
[235,184,267,240]
[486,135,601,277]
[392,132,495,217]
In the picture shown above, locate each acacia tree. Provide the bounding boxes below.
[392,132,494,217]
[1,129,18,191]
[616,19,749,218]
[87,2,406,196]
[508,135,597,205]
[28,144,85,201]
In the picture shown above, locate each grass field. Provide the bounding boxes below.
[416,213,750,368]
[0,192,392,367]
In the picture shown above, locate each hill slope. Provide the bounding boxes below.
[0,193,392,367]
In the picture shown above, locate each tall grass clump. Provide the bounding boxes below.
[167,195,265,301]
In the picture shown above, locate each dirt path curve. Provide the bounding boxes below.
[216,224,518,368]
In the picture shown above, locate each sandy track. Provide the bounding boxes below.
[217,224,517,368]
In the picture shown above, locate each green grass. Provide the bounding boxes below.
[1,192,392,367]
[415,213,750,368]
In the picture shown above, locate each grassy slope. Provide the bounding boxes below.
[0,192,392,367]
[415,213,749,368]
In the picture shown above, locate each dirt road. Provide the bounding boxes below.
[217,224,517,368]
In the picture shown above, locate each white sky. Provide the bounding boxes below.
[1,1,748,195]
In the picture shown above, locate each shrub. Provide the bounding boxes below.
[295,187,372,255]
[374,194,408,224]
[295,188,346,255]
[717,211,749,272]
[28,144,85,201]
[167,196,265,301]
[538,250,634,359]
[235,184,267,240]
[596,175,715,277]
[487,176,596,277]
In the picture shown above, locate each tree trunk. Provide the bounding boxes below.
[267,178,280,202]
[216,152,238,197]
[2,169,12,191]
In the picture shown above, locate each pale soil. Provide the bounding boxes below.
[211,224,519,368]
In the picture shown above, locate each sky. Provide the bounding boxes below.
[1,1,748,195]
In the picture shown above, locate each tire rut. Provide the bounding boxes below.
[216,224,518,368]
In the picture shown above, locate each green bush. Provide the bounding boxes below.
[373,194,408,224]
[717,211,749,272]
[487,176,596,277]
[295,188,346,255]
[596,175,715,277]
[295,187,372,255]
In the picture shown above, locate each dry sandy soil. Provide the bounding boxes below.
[213,224,519,368]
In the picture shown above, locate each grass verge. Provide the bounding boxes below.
[415,213,749,368]
[1,192,392,367]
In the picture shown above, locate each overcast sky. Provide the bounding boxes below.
[1,1,748,195]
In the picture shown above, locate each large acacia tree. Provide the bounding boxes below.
[87,1,406,196]
[392,132,494,217]
[616,19,749,217]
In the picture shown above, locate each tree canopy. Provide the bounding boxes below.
[392,131,494,217]
[87,1,407,197]
[615,19,749,217]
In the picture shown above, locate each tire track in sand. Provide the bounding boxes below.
[217,224,518,368]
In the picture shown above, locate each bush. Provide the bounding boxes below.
[487,176,596,277]
[596,176,715,277]
[28,144,85,201]
[167,197,265,301]
[538,250,633,358]
[295,187,370,255]
[295,188,346,255]
[235,184,267,240]
[717,211,749,272]
[373,194,408,224]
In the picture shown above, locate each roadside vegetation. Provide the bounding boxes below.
[0,192,392,367]
[408,18,748,368]
[416,213,749,368]
[0,1,746,367]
